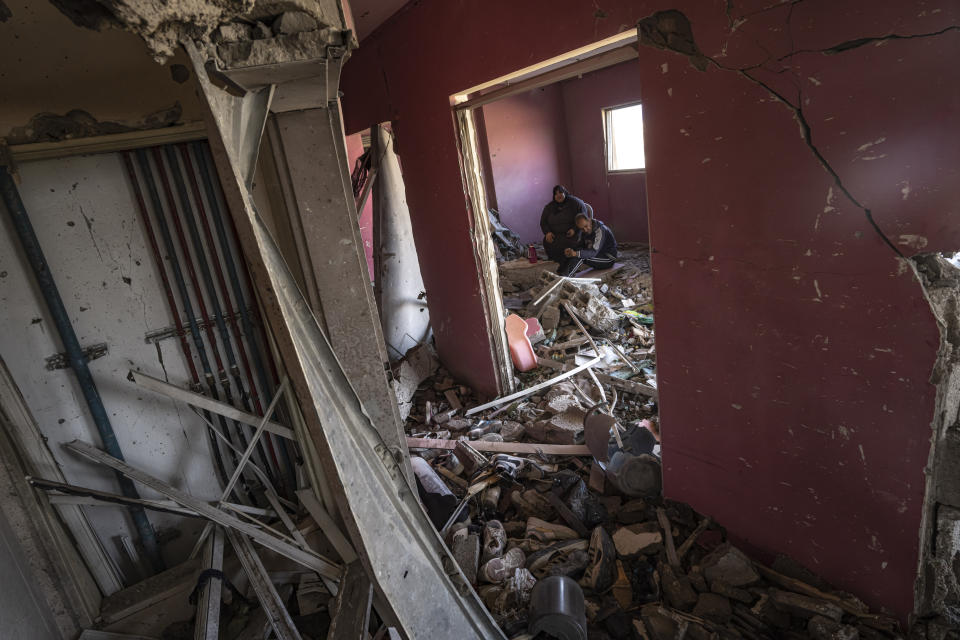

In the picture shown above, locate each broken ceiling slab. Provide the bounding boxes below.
[49,0,345,62]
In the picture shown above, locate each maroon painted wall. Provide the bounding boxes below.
[481,85,573,244]
[341,0,960,621]
[561,60,648,244]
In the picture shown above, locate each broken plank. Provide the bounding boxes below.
[297,489,358,564]
[327,561,374,640]
[406,437,591,456]
[130,370,295,440]
[464,355,602,416]
[65,440,342,580]
[225,529,303,640]
[98,557,203,625]
[657,507,680,568]
[194,527,224,640]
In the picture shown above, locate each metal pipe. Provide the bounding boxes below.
[174,144,282,482]
[0,164,165,574]
[133,148,254,505]
[160,145,275,481]
[121,151,231,491]
[193,142,296,491]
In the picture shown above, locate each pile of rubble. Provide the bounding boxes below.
[396,248,904,639]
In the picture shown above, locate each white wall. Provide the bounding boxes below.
[0,152,220,579]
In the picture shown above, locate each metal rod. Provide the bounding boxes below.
[0,165,165,573]
[133,148,253,505]
[194,142,296,491]
[121,151,231,492]
[161,144,276,480]
[177,143,283,479]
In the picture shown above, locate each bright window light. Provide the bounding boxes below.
[604,103,645,172]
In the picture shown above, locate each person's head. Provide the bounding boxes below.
[553,185,568,203]
[575,213,593,233]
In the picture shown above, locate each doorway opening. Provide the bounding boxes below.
[451,28,660,449]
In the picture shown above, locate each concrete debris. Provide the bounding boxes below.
[6,105,182,145]
[404,308,903,638]
[272,10,318,34]
[701,543,761,587]
[49,0,344,62]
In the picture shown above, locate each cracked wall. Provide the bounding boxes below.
[0,1,204,142]
[0,153,222,580]
[912,254,960,636]
[340,0,960,623]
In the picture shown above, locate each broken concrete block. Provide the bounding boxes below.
[660,562,698,611]
[500,420,526,441]
[808,614,859,640]
[692,592,732,623]
[640,603,678,640]
[272,10,320,34]
[214,21,253,42]
[701,543,760,587]
[770,589,843,621]
[541,305,561,332]
[611,523,662,557]
[526,409,586,444]
[451,532,480,585]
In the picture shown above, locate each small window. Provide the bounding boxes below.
[604,103,646,172]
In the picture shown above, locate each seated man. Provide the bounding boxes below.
[558,213,618,276]
[540,185,589,263]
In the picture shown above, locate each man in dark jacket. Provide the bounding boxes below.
[540,185,589,262]
[558,213,618,276]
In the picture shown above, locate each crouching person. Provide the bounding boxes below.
[558,214,618,276]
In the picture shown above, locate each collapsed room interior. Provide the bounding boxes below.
[0,1,958,639]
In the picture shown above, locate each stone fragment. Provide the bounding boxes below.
[640,603,678,640]
[660,562,698,611]
[451,531,480,585]
[272,10,319,34]
[616,498,648,524]
[611,523,662,557]
[541,305,561,332]
[692,592,732,623]
[251,21,272,39]
[808,615,860,640]
[526,409,586,444]
[701,544,760,587]
[500,420,525,441]
[710,578,755,604]
[214,22,253,42]
[770,589,843,621]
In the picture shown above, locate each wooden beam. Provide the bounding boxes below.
[130,370,295,440]
[226,529,303,640]
[327,562,373,640]
[65,440,342,580]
